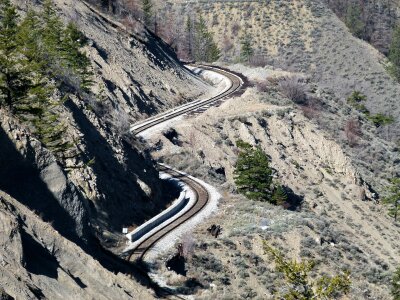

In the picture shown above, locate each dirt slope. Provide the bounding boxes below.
[144,67,399,299]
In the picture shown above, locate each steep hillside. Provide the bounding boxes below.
[0,0,210,297]
[158,0,400,195]
[2,0,210,242]
[144,66,399,300]
[0,191,155,299]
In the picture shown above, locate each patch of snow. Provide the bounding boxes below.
[123,172,196,252]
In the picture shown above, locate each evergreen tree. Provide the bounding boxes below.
[186,15,193,59]
[345,4,365,39]
[233,140,273,202]
[392,266,400,300]
[272,185,288,206]
[389,25,400,80]
[142,0,152,27]
[383,178,400,222]
[0,0,92,156]
[62,22,93,91]
[193,15,220,62]
[0,0,30,110]
[41,0,64,61]
[240,35,254,62]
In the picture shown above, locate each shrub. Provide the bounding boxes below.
[278,76,307,104]
[367,113,394,128]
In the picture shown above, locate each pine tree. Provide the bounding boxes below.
[0,0,92,156]
[389,25,400,80]
[0,0,30,110]
[383,178,400,222]
[392,266,400,300]
[41,0,64,61]
[272,185,288,206]
[193,15,220,63]
[240,35,254,62]
[186,16,193,59]
[233,140,273,202]
[142,0,152,27]
[62,22,93,91]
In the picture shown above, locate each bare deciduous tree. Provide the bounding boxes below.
[344,118,362,147]
[278,76,307,104]
[181,233,195,259]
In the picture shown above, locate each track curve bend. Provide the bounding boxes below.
[126,65,244,262]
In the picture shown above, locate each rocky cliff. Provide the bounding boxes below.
[0,0,210,297]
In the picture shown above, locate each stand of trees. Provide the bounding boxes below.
[0,0,92,154]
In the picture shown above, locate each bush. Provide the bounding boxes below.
[278,76,307,104]
[367,113,394,128]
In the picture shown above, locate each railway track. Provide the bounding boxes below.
[130,65,244,136]
[126,65,244,262]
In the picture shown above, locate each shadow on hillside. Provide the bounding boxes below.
[21,229,60,279]
[65,99,178,231]
[0,127,82,244]
[283,186,304,211]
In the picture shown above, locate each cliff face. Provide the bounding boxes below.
[0,114,89,244]
[0,0,209,261]
[0,191,154,300]
[0,0,210,297]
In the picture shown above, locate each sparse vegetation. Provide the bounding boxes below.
[347,91,394,127]
[264,242,351,299]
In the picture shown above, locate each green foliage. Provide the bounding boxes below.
[142,0,153,27]
[233,140,273,202]
[272,185,288,206]
[347,91,366,104]
[0,0,92,155]
[389,25,400,80]
[264,242,351,300]
[0,0,30,109]
[345,4,365,39]
[367,113,394,128]
[392,266,400,300]
[347,91,370,114]
[383,178,400,222]
[193,15,220,63]
[347,91,394,127]
[240,35,254,62]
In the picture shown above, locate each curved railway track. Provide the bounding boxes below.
[131,65,244,135]
[126,65,244,262]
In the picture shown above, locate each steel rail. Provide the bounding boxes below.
[126,66,244,262]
